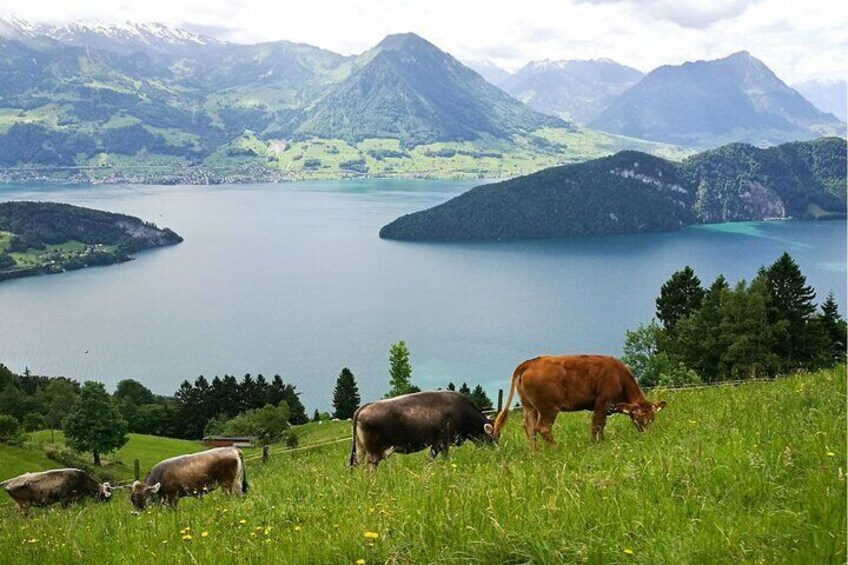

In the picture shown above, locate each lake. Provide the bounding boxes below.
[0,180,845,410]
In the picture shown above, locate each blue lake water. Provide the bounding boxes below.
[0,180,845,410]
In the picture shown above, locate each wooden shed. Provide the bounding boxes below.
[202,435,254,448]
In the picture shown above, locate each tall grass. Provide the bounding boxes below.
[1,367,844,564]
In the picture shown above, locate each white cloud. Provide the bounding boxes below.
[0,0,844,82]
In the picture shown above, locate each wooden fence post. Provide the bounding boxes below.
[497,389,503,413]
[262,445,270,463]
[133,459,140,481]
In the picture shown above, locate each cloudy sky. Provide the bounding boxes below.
[1,0,845,83]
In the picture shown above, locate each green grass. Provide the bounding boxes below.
[0,444,57,480]
[1,367,844,564]
[24,432,209,482]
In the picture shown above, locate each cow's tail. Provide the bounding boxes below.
[349,408,360,467]
[238,449,249,493]
[493,361,527,438]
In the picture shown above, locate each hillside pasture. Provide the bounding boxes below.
[0,368,844,564]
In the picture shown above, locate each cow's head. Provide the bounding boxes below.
[98,482,114,501]
[615,400,666,431]
[130,480,161,511]
[481,420,496,445]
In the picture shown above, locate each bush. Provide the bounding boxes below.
[221,403,290,444]
[0,414,25,445]
[22,412,47,432]
[285,432,299,450]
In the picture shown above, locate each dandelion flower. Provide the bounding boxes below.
[623,548,634,555]
[201,531,209,538]
[827,452,836,457]
[295,525,302,532]
[356,560,367,565]
[239,519,247,525]
[364,531,379,539]
[182,534,192,541]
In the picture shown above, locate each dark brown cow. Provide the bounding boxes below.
[1,468,113,509]
[350,391,495,469]
[493,355,666,447]
[130,447,248,510]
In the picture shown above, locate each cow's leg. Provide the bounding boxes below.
[591,404,608,442]
[535,408,558,446]
[522,408,539,450]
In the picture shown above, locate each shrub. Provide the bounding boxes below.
[22,412,47,432]
[0,414,25,445]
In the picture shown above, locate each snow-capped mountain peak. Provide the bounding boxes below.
[0,17,224,53]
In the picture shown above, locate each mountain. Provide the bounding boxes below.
[464,60,512,87]
[292,33,570,146]
[793,80,847,122]
[379,137,846,241]
[1,21,629,182]
[501,59,644,123]
[590,51,844,147]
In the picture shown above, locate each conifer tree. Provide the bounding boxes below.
[469,385,493,411]
[386,340,417,398]
[760,252,817,369]
[332,368,361,419]
[656,266,705,331]
[814,292,847,365]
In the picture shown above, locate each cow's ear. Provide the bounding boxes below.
[616,403,634,414]
[149,483,161,494]
[132,480,140,488]
[483,423,494,435]
[654,401,667,412]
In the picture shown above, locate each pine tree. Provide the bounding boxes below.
[332,368,361,420]
[719,278,779,378]
[469,385,492,411]
[760,252,817,369]
[458,382,471,397]
[312,409,321,423]
[446,382,456,391]
[813,292,847,366]
[656,266,705,331]
[63,381,128,465]
[675,275,729,382]
[386,340,416,398]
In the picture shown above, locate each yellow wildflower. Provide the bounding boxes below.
[294,525,302,532]
[239,519,247,525]
[357,560,367,565]
[623,548,634,555]
[182,535,192,541]
[827,452,836,457]
[201,531,209,538]
[364,531,379,539]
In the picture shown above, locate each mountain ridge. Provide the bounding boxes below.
[590,51,843,147]
[379,137,847,241]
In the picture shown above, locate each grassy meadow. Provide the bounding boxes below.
[0,367,844,564]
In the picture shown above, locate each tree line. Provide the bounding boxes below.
[623,252,846,386]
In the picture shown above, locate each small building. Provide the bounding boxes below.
[202,435,254,448]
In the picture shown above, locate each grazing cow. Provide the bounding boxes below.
[493,355,666,447]
[350,391,495,469]
[1,468,113,510]
[130,447,248,511]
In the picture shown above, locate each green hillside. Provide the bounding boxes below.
[0,367,843,564]
[380,137,847,241]
[0,201,182,281]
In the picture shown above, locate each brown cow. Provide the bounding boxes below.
[1,468,113,510]
[493,355,666,447]
[130,447,248,510]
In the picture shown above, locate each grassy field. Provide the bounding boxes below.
[0,367,844,564]
[23,432,210,482]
